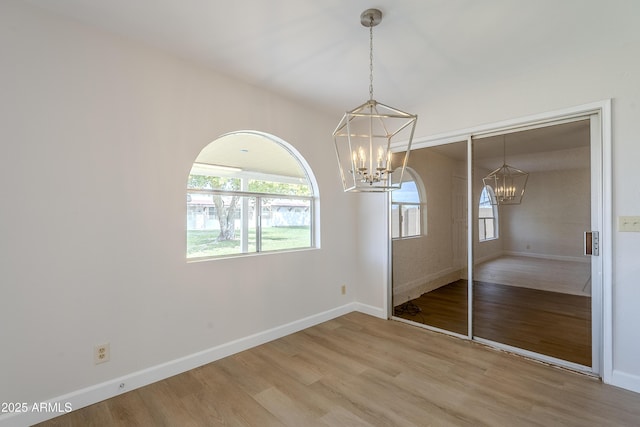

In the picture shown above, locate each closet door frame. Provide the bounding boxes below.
[388,100,611,382]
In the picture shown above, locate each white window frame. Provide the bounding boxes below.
[478,185,498,242]
[187,131,318,260]
[391,167,425,240]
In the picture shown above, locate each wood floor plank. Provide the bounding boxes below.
[395,279,591,365]
[35,312,640,427]
[189,358,284,426]
[319,406,375,427]
[253,386,329,427]
[394,279,469,336]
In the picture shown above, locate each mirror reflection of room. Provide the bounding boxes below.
[472,121,591,366]
[392,120,592,367]
[392,141,468,336]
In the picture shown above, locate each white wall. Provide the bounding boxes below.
[353,192,388,316]
[0,0,360,418]
[503,167,591,260]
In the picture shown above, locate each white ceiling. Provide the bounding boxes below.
[24,0,638,115]
[22,1,637,170]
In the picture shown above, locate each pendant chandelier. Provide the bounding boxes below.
[333,8,417,192]
[482,135,529,205]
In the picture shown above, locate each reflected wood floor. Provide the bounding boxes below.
[37,313,639,427]
[394,280,591,366]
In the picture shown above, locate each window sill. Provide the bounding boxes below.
[479,237,499,243]
[392,235,423,241]
[186,246,319,263]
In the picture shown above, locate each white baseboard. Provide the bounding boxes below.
[394,267,460,294]
[0,303,358,427]
[393,267,464,303]
[473,252,503,265]
[354,302,387,319]
[502,251,589,263]
[610,370,640,394]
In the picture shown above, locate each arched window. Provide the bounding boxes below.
[478,185,498,241]
[187,131,317,259]
[391,168,425,239]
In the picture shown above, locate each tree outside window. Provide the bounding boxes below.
[187,132,316,259]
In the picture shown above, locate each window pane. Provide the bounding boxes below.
[187,193,256,258]
[392,181,420,203]
[187,174,240,191]
[485,219,495,240]
[402,204,421,237]
[392,169,423,239]
[249,179,311,196]
[260,198,311,252]
[479,186,492,207]
[391,204,400,239]
[479,185,498,241]
[188,131,316,259]
[478,219,486,241]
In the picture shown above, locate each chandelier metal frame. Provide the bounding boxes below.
[482,136,529,205]
[333,8,417,192]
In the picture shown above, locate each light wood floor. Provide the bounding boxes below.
[36,312,640,427]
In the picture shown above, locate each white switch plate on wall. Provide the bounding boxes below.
[618,216,640,232]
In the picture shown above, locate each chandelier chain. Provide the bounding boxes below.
[503,135,506,163]
[369,16,374,101]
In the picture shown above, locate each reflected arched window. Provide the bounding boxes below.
[391,168,425,239]
[479,185,498,241]
[187,131,317,259]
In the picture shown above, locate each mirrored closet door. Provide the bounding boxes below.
[392,140,468,337]
[472,122,593,367]
[391,115,601,373]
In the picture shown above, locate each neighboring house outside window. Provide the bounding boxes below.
[391,168,425,239]
[187,131,316,259]
[479,185,498,241]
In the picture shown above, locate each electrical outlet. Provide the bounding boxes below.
[341,285,346,295]
[94,343,110,364]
